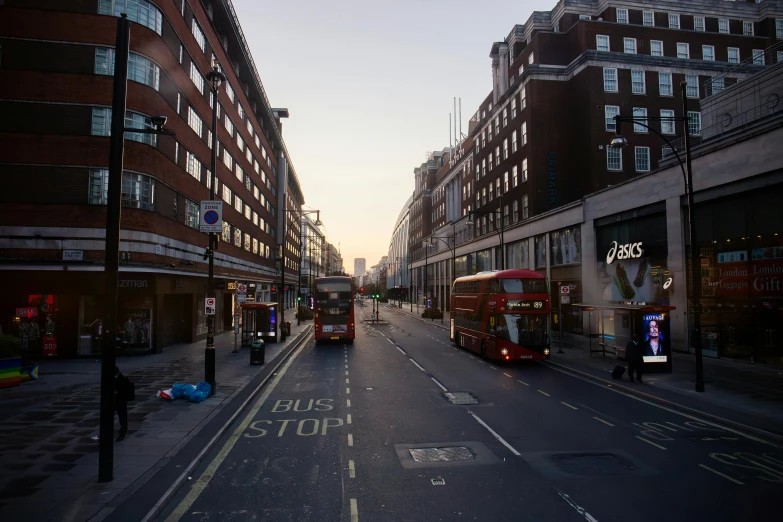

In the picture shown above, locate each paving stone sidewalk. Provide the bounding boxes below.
[0,322,312,522]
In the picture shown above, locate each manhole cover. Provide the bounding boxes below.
[444,392,479,405]
[409,447,476,462]
[431,477,446,486]
[551,453,633,475]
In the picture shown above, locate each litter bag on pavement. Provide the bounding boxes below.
[156,388,173,400]
[171,383,197,399]
[189,381,212,403]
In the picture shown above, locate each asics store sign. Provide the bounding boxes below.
[606,241,643,264]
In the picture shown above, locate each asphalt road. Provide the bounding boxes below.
[150,304,781,522]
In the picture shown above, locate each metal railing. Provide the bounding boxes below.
[704,41,783,97]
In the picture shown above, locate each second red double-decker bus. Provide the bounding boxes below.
[314,276,356,343]
[450,269,550,361]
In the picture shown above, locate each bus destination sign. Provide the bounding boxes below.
[506,300,546,311]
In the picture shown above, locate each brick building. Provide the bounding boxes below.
[0,0,306,356]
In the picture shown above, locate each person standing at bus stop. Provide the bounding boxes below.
[625,334,644,383]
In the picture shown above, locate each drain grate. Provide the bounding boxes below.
[431,477,446,486]
[444,392,479,405]
[551,453,634,475]
[409,446,476,463]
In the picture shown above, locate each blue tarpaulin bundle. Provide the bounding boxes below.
[168,382,210,402]
[189,381,211,403]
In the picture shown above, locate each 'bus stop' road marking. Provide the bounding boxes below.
[698,464,744,485]
[593,417,615,427]
[636,436,667,450]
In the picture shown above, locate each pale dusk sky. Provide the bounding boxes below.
[232,0,553,273]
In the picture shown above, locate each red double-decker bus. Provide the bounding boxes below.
[314,276,356,343]
[450,269,550,361]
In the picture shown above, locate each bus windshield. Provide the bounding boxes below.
[496,314,549,346]
[501,278,549,294]
[316,281,353,316]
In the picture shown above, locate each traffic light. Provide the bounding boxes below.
[297,296,301,302]
[360,287,364,294]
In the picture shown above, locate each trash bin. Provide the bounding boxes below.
[250,339,265,366]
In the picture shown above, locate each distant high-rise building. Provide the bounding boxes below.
[354,258,366,278]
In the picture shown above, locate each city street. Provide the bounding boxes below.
[125,304,783,522]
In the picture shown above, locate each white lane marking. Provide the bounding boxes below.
[348,460,356,478]
[489,366,498,371]
[410,359,427,372]
[348,434,354,446]
[346,399,351,407]
[350,498,358,522]
[593,417,615,427]
[636,436,667,450]
[546,363,778,447]
[346,388,350,394]
[386,338,395,345]
[477,360,486,365]
[347,414,352,424]
[517,379,529,386]
[468,410,521,456]
[345,371,349,376]
[396,346,406,355]
[503,373,513,378]
[346,378,350,384]
[699,464,744,485]
[431,377,448,392]
[468,355,476,359]
[561,402,579,410]
[162,333,305,522]
[556,489,600,522]
[537,390,550,397]
[345,364,348,369]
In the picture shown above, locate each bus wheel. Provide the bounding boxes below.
[480,341,487,358]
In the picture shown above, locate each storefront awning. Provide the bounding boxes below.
[571,303,676,312]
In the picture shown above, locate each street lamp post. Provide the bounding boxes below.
[609,81,704,393]
[428,231,456,324]
[283,209,322,333]
[466,194,505,270]
[204,64,226,395]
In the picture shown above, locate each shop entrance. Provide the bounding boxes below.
[159,294,185,348]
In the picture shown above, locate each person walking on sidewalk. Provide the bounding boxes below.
[626,335,644,384]
[114,366,131,441]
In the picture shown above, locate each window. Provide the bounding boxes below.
[236,133,244,151]
[521,158,528,182]
[496,179,501,198]
[503,139,508,160]
[235,164,244,182]
[685,75,699,98]
[488,153,493,171]
[711,77,725,94]
[179,44,183,64]
[495,146,500,166]
[631,70,646,94]
[596,35,610,52]
[660,110,675,134]
[512,200,519,222]
[554,21,560,33]
[252,238,259,254]
[238,104,245,121]
[187,107,203,137]
[743,21,754,36]
[643,11,654,26]
[778,51,783,64]
[186,151,202,181]
[753,49,765,65]
[221,221,231,242]
[607,147,622,171]
[224,116,234,136]
[488,181,494,201]
[633,108,648,133]
[222,150,233,170]
[605,105,619,131]
[185,199,199,229]
[777,19,783,39]
[511,97,517,118]
[90,108,158,146]
[234,195,242,214]
[481,130,486,148]
[520,87,526,109]
[511,130,518,153]
[694,16,705,32]
[95,48,160,91]
[624,38,636,54]
[482,187,487,205]
[234,227,242,248]
[688,111,701,135]
[668,14,679,29]
[528,53,534,65]
[521,122,527,145]
[88,169,155,210]
[702,45,714,61]
[191,19,206,52]
[659,72,673,96]
[651,40,663,57]
[719,19,729,34]
[603,68,618,92]
[225,82,235,104]
[677,43,689,59]
[504,171,509,192]
[518,64,524,76]
[187,63,204,95]
[728,47,740,64]
[222,185,232,205]
[617,8,628,24]
[502,108,508,127]
[522,195,529,219]
[503,205,510,226]
[98,0,162,35]
[476,193,481,208]
[635,147,650,172]
[512,165,518,187]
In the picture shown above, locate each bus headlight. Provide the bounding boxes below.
[544,348,550,356]
[500,348,509,356]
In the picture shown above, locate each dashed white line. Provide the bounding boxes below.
[593,417,615,427]
[346,388,350,394]
[517,380,529,386]
[503,373,513,378]
[396,346,406,355]
[347,414,352,424]
[431,377,448,392]
[386,338,395,345]
[468,411,521,456]
[410,359,427,372]
[346,399,351,407]
[468,355,476,359]
[537,390,551,397]
[347,434,354,447]
[489,366,498,371]
[557,489,599,522]
[348,460,356,478]
[345,371,349,376]
[350,498,358,522]
[636,436,667,450]
[561,402,578,410]
[346,378,350,384]
[699,464,744,485]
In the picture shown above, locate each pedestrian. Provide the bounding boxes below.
[114,366,131,441]
[625,334,644,384]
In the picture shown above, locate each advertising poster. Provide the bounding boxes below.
[599,257,653,303]
[641,313,670,363]
[122,309,152,349]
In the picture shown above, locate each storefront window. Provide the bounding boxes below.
[475,249,491,273]
[506,239,529,269]
[534,235,546,268]
[550,226,581,266]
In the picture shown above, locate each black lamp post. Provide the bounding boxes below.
[428,230,456,324]
[203,64,226,395]
[609,81,704,393]
[466,194,505,270]
[281,209,321,339]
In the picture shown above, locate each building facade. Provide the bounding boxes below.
[387,195,412,293]
[353,258,366,279]
[0,0,306,356]
[300,215,324,303]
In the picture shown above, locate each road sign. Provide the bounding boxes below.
[560,295,570,304]
[560,286,570,295]
[237,284,247,294]
[237,294,247,303]
[205,297,216,315]
[199,200,223,233]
